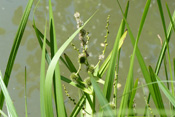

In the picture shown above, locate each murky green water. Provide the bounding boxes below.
[0,0,175,116]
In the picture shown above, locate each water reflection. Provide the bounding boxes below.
[12,6,23,25]
[0,28,6,35]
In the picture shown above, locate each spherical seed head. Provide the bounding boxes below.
[70,72,78,81]
[84,77,91,87]
[87,64,95,74]
[109,102,116,109]
[74,12,80,18]
[79,53,86,64]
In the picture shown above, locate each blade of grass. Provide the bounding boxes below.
[0,0,34,110]
[114,1,129,109]
[97,25,127,79]
[33,24,51,64]
[103,27,127,102]
[39,17,47,117]
[63,53,77,73]
[163,54,170,89]
[156,77,175,107]
[98,0,129,79]
[117,0,167,116]
[70,94,86,117]
[148,66,166,116]
[33,24,69,69]
[44,10,97,117]
[24,67,28,117]
[0,71,18,117]
[148,67,175,113]
[128,78,139,116]
[97,52,111,78]
[165,3,175,32]
[89,74,114,116]
[155,10,175,75]
[102,1,129,103]
[157,0,174,98]
[48,0,65,116]
[32,25,51,47]
[174,58,175,80]
[0,110,8,117]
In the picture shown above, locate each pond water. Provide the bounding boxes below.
[0,0,175,116]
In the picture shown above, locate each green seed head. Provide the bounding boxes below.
[84,77,91,87]
[79,53,86,64]
[109,102,116,109]
[87,64,95,74]
[70,72,78,81]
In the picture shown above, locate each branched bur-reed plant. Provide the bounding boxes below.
[60,12,128,117]
[32,0,175,116]
[1,0,175,117]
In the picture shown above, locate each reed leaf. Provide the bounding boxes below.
[165,3,175,32]
[24,67,28,117]
[155,10,175,75]
[157,0,174,98]
[70,94,86,117]
[0,72,17,117]
[103,26,127,102]
[0,110,7,117]
[148,66,166,116]
[63,53,77,73]
[90,74,114,116]
[0,0,33,109]
[33,24,51,64]
[39,18,47,117]
[128,78,139,116]
[47,0,65,116]
[156,77,175,107]
[117,0,167,116]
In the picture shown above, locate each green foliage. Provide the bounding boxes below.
[0,0,175,116]
[0,0,34,110]
[0,72,17,117]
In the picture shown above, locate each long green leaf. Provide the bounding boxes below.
[97,30,127,79]
[117,0,166,116]
[0,110,7,117]
[165,3,175,32]
[0,72,17,117]
[48,0,65,116]
[155,10,175,75]
[103,26,127,102]
[156,77,175,107]
[24,67,28,117]
[117,0,169,116]
[44,10,97,117]
[149,66,166,116]
[90,74,114,116]
[70,94,86,117]
[33,24,51,64]
[157,0,174,98]
[0,0,34,109]
[128,78,139,116]
[39,18,47,117]
[64,53,77,73]
[32,25,51,47]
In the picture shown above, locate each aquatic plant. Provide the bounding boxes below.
[0,0,175,117]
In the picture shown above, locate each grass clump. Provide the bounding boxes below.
[0,0,175,117]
